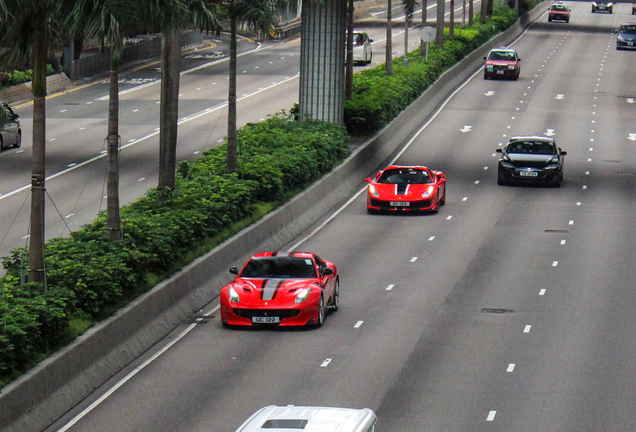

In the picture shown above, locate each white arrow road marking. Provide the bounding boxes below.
[628,133,636,141]
[544,129,556,136]
[460,125,473,133]
[485,90,495,96]
[627,98,635,104]
[555,94,564,99]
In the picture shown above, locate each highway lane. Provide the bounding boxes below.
[40,3,636,432]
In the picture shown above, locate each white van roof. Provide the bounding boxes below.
[235,405,377,432]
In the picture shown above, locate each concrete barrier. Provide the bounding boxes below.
[0,73,72,105]
[0,4,547,431]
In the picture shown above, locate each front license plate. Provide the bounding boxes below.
[628,42,634,46]
[519,171,538,177]
[390,201,410,206]
[497,70,504,74]
[252,316,280,324]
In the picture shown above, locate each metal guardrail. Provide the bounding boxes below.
[67,30,203,79]
[273,17,302,39]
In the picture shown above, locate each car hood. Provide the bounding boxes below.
[371,183,436,199]
[619,33,636,41]
[505,154,557,163]
[232,278,319,302]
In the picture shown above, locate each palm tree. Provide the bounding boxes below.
[402,0,417,65]
[385,0,393,75]
[224,0,279,173]
[449,0,455,39]
[68,0,138,242]
[0,0,73,285]
[436,0,444,47]
[345,0,354,100]
[146,0,221,192]
[420,0,428,56]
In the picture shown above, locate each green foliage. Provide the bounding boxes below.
[0,64,63,88]
[345,3,519,135]
[0,113,348,379]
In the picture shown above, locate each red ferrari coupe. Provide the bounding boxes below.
[365,165,446,213]
[220,251,339,327]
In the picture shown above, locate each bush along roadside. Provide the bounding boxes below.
[344,2,519,135]
[0,114,348,383]
[0,64,63,88]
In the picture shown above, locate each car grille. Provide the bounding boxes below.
[370,199,431,210]
[233,309,301,319]
[491,64,509,71]
[512,161,547,169]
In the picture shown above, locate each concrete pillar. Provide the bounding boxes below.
[299,0,347,123]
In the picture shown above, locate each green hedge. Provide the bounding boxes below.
[344,3,519,135]
[0,64,62,88]
[0,114,348,377]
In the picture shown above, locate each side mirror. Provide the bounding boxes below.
[229,266,239,275]
[12,114,19,121]
[321,268,334,276]
[560,150,567,156]
[496,148,503,153]
[517,58,521,61]
[483,56,487,60]
[369,39,374,43]
[365,177,372,183]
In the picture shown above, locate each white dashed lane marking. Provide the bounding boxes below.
[354,321,363,328]
[539,289,546,296]
[487,411,497,422]
[386,284,394,291]
[561,240,566,245]
[428,236,435,241]
[320,359,332,367]
[552,261,559,267]
[507,363,516,372]
[410,257,418,263]
[524,325,532,333]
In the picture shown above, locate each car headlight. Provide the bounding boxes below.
[618,36,624,42]
[368,184,380,197]
[544,164,560,170]
[229,286,240,303]
[421,186,435,198]
[592,2,597,5]
[500,161,515,169]
[508,65,516,69]
[295,288,311,303]
[608,2,613,5]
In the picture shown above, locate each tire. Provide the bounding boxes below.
[13,131,21,148]
[315,295,325,327]
[367,52,372,64]
[0,136,4,152]
[330,279,339,312]
[548,17,552,22]
[484,72,489,80]
[440,190,446,205]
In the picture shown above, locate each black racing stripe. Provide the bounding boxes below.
[260,279,268,300]
[272,280,285,300]
[396,183,408,195]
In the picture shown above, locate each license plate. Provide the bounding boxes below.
[629,42,634,46]
[497,70,504,74]
[252,316,280,323]
[519,171,538,177]
[390,201,410,206]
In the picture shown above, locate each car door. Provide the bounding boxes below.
[314,256,334,298]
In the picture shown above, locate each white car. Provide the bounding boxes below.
[235,405,377,432]
[352,32,373,65]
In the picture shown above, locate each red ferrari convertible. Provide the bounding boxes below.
[365,165,446,213]
[220,251,339,327]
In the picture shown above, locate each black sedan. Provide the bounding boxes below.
[496,136,567,187]
[591,1,613,13]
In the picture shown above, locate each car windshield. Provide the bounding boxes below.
[551,5,568,10]
[378,168,433,184]
[353,33,365,45]
[488,51,516,61]
[240,257,317,278]
[620,25,636,34]
[507,141,556,155]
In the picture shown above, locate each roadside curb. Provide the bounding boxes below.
[0,4,547,431]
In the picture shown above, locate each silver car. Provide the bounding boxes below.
[235,405,377,432]
[0,101,21,151]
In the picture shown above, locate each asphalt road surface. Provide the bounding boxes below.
[22,2,636,431]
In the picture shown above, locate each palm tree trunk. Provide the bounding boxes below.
[469,0,474,25]
[227,16,238,173]
[480,0,488,23]
[28,31,47,286]
[403,16,409,65]
[449,0,455,39]
[158,30,181,192]
[436,0,445,47]
[345,0,354,100]
[106,51,122,241]
[420,0,428,56]
[385,0,393,75]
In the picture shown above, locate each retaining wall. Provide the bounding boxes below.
[0,4,546,431]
